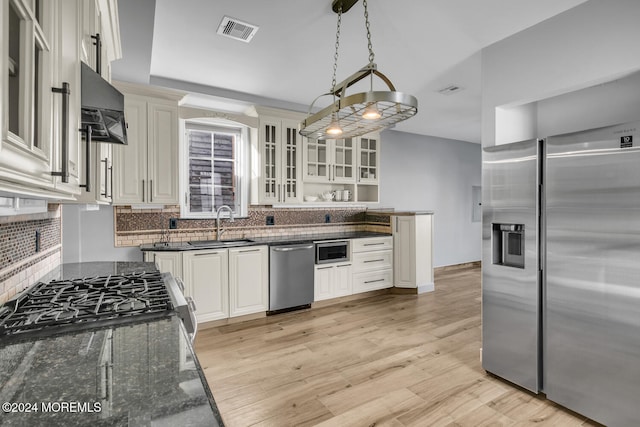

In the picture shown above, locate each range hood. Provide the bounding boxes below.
[81,62,127,144]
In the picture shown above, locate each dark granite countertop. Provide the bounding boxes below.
[0,316,223,427]
[366,209,434,216]
[36,261,158,283]
[1,262,224,426]
[140,231,392,252]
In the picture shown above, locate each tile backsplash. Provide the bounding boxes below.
[114,205,391,247]
[0,204,62,305]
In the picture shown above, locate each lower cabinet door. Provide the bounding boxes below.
[314,263,352,301]
[228,246,269,317]
[314,265,334,301]
[182,250,229,322]
[333,263,353,297]
[147,252,183,282]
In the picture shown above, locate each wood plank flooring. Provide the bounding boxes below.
[194,266,602,427]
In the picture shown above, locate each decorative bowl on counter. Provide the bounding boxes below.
[304,195,318,202]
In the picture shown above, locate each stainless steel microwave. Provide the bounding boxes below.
[315,240,350,264]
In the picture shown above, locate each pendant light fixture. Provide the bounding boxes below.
[300,0,418,140]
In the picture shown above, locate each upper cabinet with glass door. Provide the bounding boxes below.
[257,110,304,205]
[1,0,58,197]
[358,134,379,184]
[303,138,356,184]
[0,0,121,199]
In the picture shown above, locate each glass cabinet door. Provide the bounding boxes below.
[259,118,302,204]
[282,125,300,202]
[333,138,355,183]
[305,139,330,182]
[262,123,278,201]
[358,136,378,183]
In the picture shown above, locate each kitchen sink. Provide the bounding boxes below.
[188,239,254,248]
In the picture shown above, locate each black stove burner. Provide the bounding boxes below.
[0,271,174,343]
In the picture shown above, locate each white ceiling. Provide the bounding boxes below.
[113,0,588,143]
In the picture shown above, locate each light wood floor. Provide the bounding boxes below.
[194,266,602,427]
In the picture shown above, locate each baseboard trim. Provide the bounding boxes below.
[391,282,435,295]
[434,261,481,274]
[198,311,267,330]
[312,288,391,308]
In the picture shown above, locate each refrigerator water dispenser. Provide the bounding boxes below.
[492,223,525,268]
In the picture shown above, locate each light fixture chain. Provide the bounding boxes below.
[363,0,374,64]
[331,4,342,93]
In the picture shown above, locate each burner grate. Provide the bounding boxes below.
[0,271,174,341]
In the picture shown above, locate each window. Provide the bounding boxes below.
[182,121,249,218]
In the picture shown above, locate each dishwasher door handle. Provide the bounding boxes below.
[272,245,314,252]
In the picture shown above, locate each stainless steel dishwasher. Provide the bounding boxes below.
[269,242,315,313]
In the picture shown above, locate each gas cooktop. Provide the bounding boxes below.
[0,271,176,343]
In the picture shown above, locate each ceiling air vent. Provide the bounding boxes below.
[217,16,259,43]
[437,85,464,95]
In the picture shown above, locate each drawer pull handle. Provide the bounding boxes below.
[194,252,220,256]
[364,242,385,246]
[364,259,385,263]
[238,248,260,253]
[364,278,385,284]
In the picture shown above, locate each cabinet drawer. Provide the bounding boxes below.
[353,269,393,293]
[352,249,392,273]
[352,236,392,253]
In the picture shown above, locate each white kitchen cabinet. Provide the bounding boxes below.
[354,134,380,203]
[314,262,352,301]
[228,246,269,317]
[352,269,393,293]
[112,93,180,205]
[145,251,183,280]
[357,135,379,184]
[303,138,356,184]
[258,114,303,204]
[62,0,120,204]
[1,0,71,198]
[302,134,379,203]
[392,214,434,293]
[352,236,393,293]
[352,249,393,273]
[182,250,229,323]
[74,139,113,204]
[0,0,120,200]
[158,244,269,324]
[80,0,115,78]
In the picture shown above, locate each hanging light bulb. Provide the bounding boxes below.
[362,103,382,120]
[326,113,343,135]
[362,65,382,120]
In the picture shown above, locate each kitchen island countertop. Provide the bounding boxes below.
[0,316,223,427]
[36,261,158,282]
[0,262,224,427]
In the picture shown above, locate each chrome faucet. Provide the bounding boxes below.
[216,205,235,240]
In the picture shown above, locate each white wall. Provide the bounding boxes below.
[482,0,640,146]
[379,130,481,267]
[62,205,141,263]
[536,70,640,137]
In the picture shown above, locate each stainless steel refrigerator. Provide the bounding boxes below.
[482,121,640,426]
